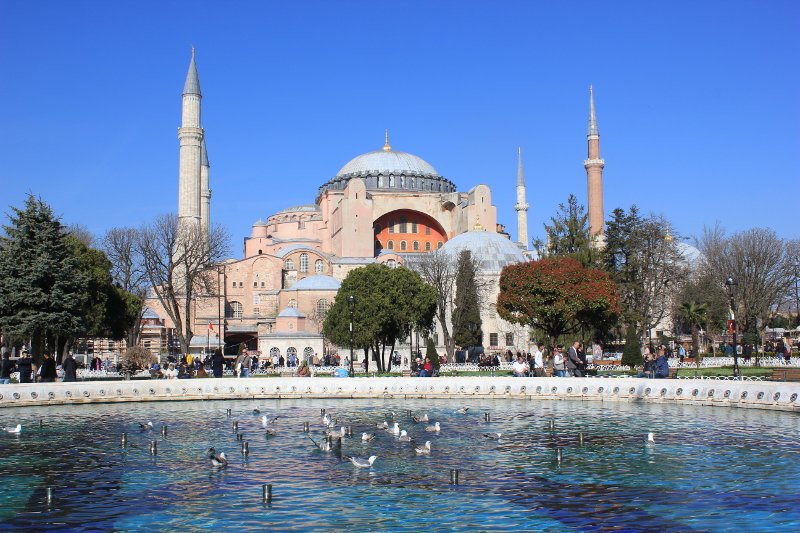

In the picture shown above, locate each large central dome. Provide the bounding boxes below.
[337,149,438,177]
[317,135,456,198]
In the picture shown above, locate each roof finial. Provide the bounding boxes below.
[588,84,599,136]
[665,223,673,242]
[473,215,484,231]
[383,129,391,151]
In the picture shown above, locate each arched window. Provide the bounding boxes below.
[387,259,397,269]
[413,241,419,251]
[399,216,407,233]
[317,299,329,315]
[300,253,309,273]
[400,241,407,251]
[387,240,394,250]
[425,242,432,251]
[270,347,280,358]
[227,301,243,319]
[437,242,443,249]
[288,299,297,308]
[389,176,395,187]
[284,259,294,271]
[426,226,431,235]
[287,347,297,358]
[412,221,418,233]
[410,178,415,189]
[315,259,324,273]
[388,220,395,234]
[303,346,314,361]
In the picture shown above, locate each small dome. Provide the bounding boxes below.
[337,149,438,177]
[677,242,703,265]
[290,275,341,291]
[277,307,306,318]
[253,219,267,227]
[440,231,527,272]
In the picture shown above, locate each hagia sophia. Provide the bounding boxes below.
[145,51,607,362]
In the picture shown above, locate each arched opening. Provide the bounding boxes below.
[372,209,447,256]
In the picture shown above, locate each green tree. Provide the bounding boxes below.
[0,195,88,362]
[497,256,620,345]
[425,337,440,370]
[621,326,643,367]
[452,250,483,347]
[532,194,596,266]
[677,301,707,358]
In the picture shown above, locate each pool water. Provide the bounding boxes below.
[0,399,798,531]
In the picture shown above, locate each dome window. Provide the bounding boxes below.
[284,259,295,271]
[400,241,407,251]
[315,259,324,274]
[413,241,419,251]
[387,241,394,250]
[300,253,309,273]
[399,217,407,233]
[425,242,432,251]
[437,242,443,250]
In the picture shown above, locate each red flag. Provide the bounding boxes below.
[208,322,215,333]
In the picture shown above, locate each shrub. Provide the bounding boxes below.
[120,346,156,377]
[621,327,643,367]
[425,337,440,369]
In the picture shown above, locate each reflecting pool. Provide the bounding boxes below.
[1,399,799,531]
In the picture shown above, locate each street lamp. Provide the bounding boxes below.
[725,277,740,378]
[348,295,355,377]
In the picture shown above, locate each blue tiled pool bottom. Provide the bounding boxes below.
[0,399,798,531]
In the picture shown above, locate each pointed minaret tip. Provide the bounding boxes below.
[183,48,201,96]
[383,129,392,151]
[588,84,599,136]
[516,146,525,187]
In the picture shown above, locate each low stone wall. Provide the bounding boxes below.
[1,377,799,412]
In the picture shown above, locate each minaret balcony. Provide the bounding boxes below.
[583,158,605,169]
[514,203,529,211]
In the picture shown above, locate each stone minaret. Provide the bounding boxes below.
[200,139,211,237]
[178,48,204,227]
[514,146,529,249]
[584,85,605,245]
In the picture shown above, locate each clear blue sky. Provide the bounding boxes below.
[1,1,798,250]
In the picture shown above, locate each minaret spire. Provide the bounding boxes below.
[178,48,204,229]
[383,129,391,151]
[584,84,605,246]
[514,146,529,249]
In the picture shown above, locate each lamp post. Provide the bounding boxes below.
[348,295,355,377]
[725,277,740,378]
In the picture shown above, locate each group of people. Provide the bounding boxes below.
[509,342,591,378]
[639,345,671,379]
[0,350,80,383]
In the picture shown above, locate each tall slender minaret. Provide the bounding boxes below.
[200,139,211,238]
[514,146,529,249]
[178,48,204,227]
[584,85,605,245]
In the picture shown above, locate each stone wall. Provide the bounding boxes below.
[1,377,798,412]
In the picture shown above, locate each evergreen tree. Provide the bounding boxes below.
[425,337,440,370]
[452,250,482,347]
[621,326,643,367]
[0,195,88,362]
[532,194,596,266]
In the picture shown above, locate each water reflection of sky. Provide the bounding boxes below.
[0,399,798,531]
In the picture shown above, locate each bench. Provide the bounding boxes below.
[402,370,412,377]
[771,368,800,382]
[279,370,296,377]
[669,368,679,379]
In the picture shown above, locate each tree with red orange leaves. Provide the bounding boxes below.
[497,257,620,343]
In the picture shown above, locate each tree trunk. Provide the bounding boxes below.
[387,340,396,372]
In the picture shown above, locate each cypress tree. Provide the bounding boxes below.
[452,250,483,348]
[621,326,643,367]
[0,195,88,362]
[425,337,440,370]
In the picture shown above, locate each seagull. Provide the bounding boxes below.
[207,447,228,468]
[483,432,502,440]
[361,432,376,442]
[412,414,429,423]
[262,415,281,428]
[3,424,21,434]
[348,455,377,468]
[323,413,332,426]
[645,432,655,446]
[252,408,261,415]
[456,407,470,414]
[398,430,413,442]
[138,421,154,431]
[265,427,278,437]
[387,422,400,435]
[425,422,441,433]
[308,435,333,452]
[376,420,389,430]
[414,441,432,455]
[326,427,345,438]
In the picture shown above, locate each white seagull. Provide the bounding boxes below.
[425,422,441,433]
[361,432,376,442]
[645,432,655,446]
[414,441,432,455]
[3,424,21,434]
[138,421,154,431]
[398,430,412,442]
[412,414,429,423]
[348,455,377,468]
[207,447,228,468]
[376,420,389,430]
[387,422,400,435]
[327,426,345,438]
[456,407,470,414]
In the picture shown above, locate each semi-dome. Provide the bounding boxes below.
[440,231,527,272]
[317,135,456,198]
[290,275,341,291]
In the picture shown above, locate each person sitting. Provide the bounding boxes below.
[298,361,310,377]
[512,354,529,377]
[654,348,670,378]
[177,363,192,379]
[163,363,178,379]
[637,352,656,378]
[418,357,433,377]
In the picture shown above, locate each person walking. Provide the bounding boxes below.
[16,350,34,384]
[39,352,57,382]
[533,344,544,377]
[553,346,567,377]
[0,352,14,384]
[567,341,582,377]
[241,349,252,378]
[62,353,78,382]
[211,348,225,378]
